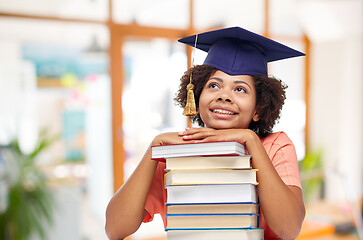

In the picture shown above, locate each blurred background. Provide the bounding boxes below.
[0,0,362,239]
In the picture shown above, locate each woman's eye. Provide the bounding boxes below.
[236,87,246,93]
[209,83,219,89]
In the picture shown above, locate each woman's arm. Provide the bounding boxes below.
[105,132,187,240]
[179,128,305,239]
[245,131,305,239]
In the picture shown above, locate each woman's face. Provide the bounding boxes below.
[198,70,259,130]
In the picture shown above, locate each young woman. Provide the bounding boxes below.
[105,27,306,240]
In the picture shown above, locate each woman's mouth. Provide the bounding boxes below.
[211,108,237,115]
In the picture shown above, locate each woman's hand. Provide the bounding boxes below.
[178,127,256,145]
[152,131,196,146]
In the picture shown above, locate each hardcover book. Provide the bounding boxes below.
[166,183,258,204]
[151,141,245,160]
[165,155,251,170]
[166,213,259,229]
[166,203,259,215]
[166,228,264,240]
[165,169,258,185]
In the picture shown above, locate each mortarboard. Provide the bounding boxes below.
[178,26,305,116]
[178,26,305,76]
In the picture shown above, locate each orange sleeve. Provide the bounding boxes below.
[143,162,167,226]
[262,132,302,188]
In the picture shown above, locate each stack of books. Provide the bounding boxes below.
[152,141,264,240]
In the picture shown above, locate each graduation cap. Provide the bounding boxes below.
[178,26,305,116]
[179,26,305,76]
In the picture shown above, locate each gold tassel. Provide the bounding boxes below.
[183,74,197,116]
[183,34,198,117]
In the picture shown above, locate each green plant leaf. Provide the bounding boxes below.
[299,148,325,202]
[0,129,58,240]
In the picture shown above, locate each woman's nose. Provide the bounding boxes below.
[216,88,233,103]
[217,96,232,103]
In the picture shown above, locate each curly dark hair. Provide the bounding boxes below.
[174,65,287,137]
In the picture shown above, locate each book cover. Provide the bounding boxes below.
[165,155,252,170]
[166,202,259,215]
[166,183,258,204]
[166,228,264,240]
[166,213,259,229]
[151,141,246,160]
[164,169,258,185]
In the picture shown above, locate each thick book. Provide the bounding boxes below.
[165,169,258,185]
[151,141,246,161]
[166,183,257,204]
[166,228,264,240]
[166,203,259,215]
[165,155,252,170]
[165,213,259,229]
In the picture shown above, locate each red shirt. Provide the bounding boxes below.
[143,131,302,239]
